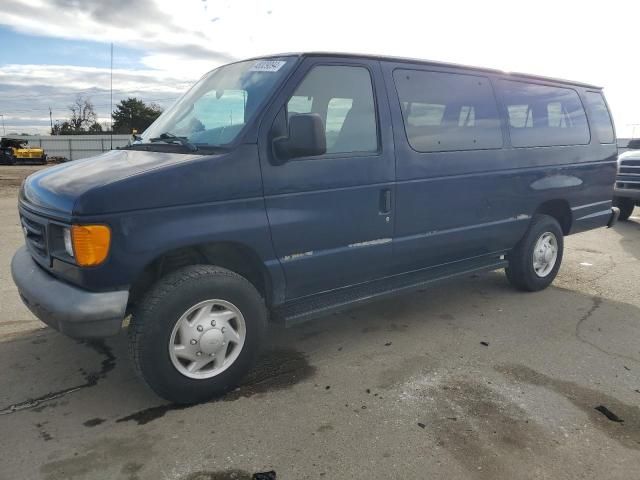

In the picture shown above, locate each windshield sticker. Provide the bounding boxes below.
[250,60,287,72]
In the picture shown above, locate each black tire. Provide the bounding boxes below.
[129,265,267,404]
[505,214,564,292]
[0,153,15,165]
[613,196,635,222]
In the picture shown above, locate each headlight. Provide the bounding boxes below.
[68,225,111,266]
[63,228,74,258]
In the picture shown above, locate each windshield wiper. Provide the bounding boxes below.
[149,132,198,152]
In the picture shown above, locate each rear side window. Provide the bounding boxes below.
[286,65,378,154]
[584,91,615,143]
[393,69,503,152]
[500,81,590,147]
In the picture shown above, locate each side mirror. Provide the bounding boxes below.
[273,113,326,162]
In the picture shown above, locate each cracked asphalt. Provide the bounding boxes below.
[1,165,639,479]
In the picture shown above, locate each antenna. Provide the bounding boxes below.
[110,42,113,149]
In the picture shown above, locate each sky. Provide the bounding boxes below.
[0,0,638,137]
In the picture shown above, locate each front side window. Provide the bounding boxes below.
[286,65,378,154]
[142,57,295,148]
[584,91,615,143]
[393,69,503,152]
[499,80,590,147]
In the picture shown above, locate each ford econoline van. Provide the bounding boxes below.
[12,53,619,403]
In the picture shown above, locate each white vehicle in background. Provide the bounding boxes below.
[614,148,640,221]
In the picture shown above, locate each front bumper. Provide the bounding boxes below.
[11,246,128,338]
[614,186,640,201]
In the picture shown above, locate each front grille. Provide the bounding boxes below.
[619,159,640,175]
[20,214,48,259]
[617,157,640,190]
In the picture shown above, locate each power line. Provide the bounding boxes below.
[0,90,116,100]
[1,97,178,115]
[0,85,189,100]
[0,91,184,101]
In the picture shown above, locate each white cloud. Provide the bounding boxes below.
[0,64,192,92]
[0,0,232,62]
[0,63,194,134]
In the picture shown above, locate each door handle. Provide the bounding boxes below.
[379,189,391,214]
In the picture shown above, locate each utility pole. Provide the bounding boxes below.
[110,42,113,149]
[49,107,53,134]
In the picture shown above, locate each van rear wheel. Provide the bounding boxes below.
[128,265,267,404]
[506,214,564,292]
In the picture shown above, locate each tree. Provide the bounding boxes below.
[51,96,102,134]
[51,121,71,135]
[88,122,103,133]
[112,98,163,134]
[69,96,97,132]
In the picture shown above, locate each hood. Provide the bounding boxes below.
[20,144,263,217]
[619,150,640,161]
[22,149,202,214]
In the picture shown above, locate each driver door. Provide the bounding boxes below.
[258,57,396,300]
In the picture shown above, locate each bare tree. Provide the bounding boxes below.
[68,96,98,132]
[51,96,102,135]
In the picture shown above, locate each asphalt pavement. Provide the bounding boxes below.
[1,165,639,479]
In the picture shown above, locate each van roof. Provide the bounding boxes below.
[253,52,602,90]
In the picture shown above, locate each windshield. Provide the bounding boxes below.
[141,57,296,148]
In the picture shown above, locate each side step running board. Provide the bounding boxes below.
[273,258,508,326]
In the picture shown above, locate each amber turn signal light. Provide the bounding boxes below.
[71,225,111,266]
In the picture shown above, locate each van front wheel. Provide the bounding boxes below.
[506,214,564,292]
[129,265,267,404]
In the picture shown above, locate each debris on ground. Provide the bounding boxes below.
[480,341,489,347]
[253,471,276,480]
[595,405,624,423]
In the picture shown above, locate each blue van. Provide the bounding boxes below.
[11,53,619,403]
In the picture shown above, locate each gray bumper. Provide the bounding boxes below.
[614,187,640,201]
[11,246,128,338]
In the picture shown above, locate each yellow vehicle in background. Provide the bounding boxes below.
[0,138,47,165]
